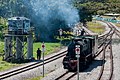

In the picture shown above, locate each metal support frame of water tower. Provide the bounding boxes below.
[4,17,34,61]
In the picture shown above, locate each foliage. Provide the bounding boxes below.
[87,21,105,34]
[0,0,120,41]
[0,42,4,53]
[0,0,28,18]
[74,2,104,22]
[0,0,120,21]
[74,0,120,22]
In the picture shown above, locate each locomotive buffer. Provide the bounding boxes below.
[75,45,80,80]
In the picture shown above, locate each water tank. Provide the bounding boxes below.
[8,17,30,34]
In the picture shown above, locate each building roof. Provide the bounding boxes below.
[8,17,30,21]
[104,13,120,16]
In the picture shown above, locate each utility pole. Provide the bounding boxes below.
[75,45,80,80]
[42,42,45,77]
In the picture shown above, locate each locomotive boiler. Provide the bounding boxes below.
[63,35,98,71]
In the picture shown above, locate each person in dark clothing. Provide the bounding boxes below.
[37,48,41,60]
[81,29,85,36]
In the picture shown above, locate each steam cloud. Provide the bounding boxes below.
[23,0,80,41]
[30,0,79,25]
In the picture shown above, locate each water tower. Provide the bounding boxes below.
[4,17,34,61]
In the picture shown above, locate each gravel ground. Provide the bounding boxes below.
[41,67,67,80]
[112,35,120,80]
[112,23,120,80]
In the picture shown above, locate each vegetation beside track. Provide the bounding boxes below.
[87,21,105,34]
[115,23,120,27]
[26,76,43,80]
[0,57,23,72]
[0,42,60,71]
[115,16,120,27]
[33,42,60,59]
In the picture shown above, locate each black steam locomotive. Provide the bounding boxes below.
[63,35,97,71]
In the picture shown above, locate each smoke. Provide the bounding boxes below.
[23,0,80,41]
[30,0,79,25]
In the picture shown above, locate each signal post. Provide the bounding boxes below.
[42,42,45,77]
[75,45,80,80]
[58,28,62,48]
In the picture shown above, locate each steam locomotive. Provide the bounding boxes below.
[63,35,98,71]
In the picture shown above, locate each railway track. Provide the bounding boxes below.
[1,21,119,80]
[94,22,112,58]
[55,22,119,80]
[54,22,112,80]
[95,21,120,57]
[55,71,77,80]
[98,42,113,80]
[0,50,67,80]
[97,22,114,80]
[109,22,120,38]
[93,21,120,80]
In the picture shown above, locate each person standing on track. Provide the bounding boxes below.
[37,48,41,60]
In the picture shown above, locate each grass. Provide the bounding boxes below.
[0,41,4,53]
[25,76,43,80]
[115,23,120,27]
[0,42,60,71]
[116,16,120,20]
[33,42,60,59]
[0,57,22,71]
[87,21,105,34]
[25,73,48,80]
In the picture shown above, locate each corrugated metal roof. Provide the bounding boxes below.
[104,13,120,16]
[8,17,30,21]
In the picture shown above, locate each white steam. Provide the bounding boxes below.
[30,0,79,26]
